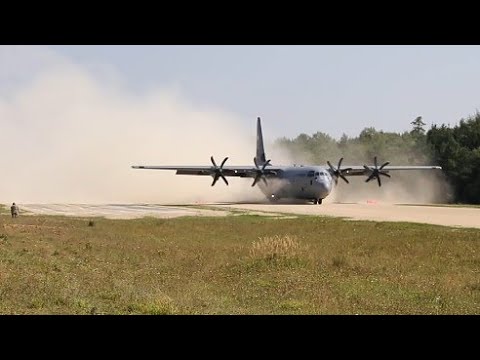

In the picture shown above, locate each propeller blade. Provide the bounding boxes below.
[379,161,390,170]
[253,157,259,168]
[262,159,271,170]
[251,177,259,187]
[211,156,217,168]
[374,156,378,168]
[221,175,229,186]
[338,157,344,169]
[262,177,268,186]
[220,157,229,168]
[211,174,219,186]
[377,176,382,187]
[380,172,391,178]
[339,174,350,184]
[327,161,335,172]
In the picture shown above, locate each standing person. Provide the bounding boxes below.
[10,202,19,218]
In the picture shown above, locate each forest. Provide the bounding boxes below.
[274,112,480,204]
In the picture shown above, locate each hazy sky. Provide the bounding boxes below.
[47,45,480,139]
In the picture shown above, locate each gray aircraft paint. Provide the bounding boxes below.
[255,117,267,166]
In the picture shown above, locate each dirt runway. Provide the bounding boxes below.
[17,203,227,219]
[219,203,480,229]
[11,202,480,228]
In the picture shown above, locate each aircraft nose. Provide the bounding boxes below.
[317,179,332,197]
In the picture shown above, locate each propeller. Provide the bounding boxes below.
[210,156,229,186]
[327,157,352,184]
[252,158,272,187]
[363,156,391,187]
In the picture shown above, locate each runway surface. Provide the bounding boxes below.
[13,202,480,228]
[219,203,480,229]
[18,203,228,219]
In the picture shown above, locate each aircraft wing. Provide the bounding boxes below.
[131,165,285,178]
[342,165,442,176]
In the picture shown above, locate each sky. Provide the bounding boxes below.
[47,45,480,139]
[3,45,480,139]
[0,45,478,203]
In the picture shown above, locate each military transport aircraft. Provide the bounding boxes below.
[132,118,442,204]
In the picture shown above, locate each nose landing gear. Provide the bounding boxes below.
[268,194,279,203]
[312,199,323,205]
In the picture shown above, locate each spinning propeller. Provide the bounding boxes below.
[252,158,271,187]
[210,156,229,186]
[363,156,390,187]
[327,157,352,184]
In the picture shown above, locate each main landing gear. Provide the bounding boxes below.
[312,199,323,205]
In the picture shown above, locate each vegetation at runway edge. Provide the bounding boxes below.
[277,112,480,204]
[1,212,479,315]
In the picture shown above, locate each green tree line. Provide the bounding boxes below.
[273,113,480,204]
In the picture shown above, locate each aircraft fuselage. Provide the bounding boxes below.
[258,165,334,202]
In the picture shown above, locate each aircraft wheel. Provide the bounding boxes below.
[318,198,323,205]
[312,199,318,205]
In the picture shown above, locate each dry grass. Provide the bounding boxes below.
[0,211,479,314]
[249,235,305,262]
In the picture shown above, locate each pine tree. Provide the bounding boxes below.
[410,116,426,135]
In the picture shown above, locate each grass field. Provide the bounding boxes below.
[0,210,479,314]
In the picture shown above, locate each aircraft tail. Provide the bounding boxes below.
[255,117,267,166]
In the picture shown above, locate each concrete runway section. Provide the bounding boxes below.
[219,203,480,229]
[18,204,228,219]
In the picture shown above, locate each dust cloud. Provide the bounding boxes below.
[325,171,451,205]
[0,46,266,204]
[270,136,451,205]
[0,46,449,206]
